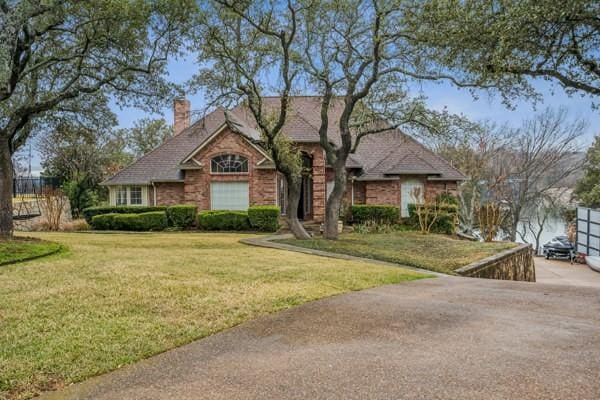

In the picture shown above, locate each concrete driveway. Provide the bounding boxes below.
[42,277,600,400]
[535,257,600,288]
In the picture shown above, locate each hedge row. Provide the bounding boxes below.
[91,211,168,231]
[89,205,280,232]
[83,206,167,223]
[351,205,400,225]
[198,206,280,231]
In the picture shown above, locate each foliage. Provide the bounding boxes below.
[0,238,63,266]
[83,206,167,224]
[247,206,280,232]
[37,188,68,231]
[117,118,172,158]
[478,203,506,242]
[166,205,198,228]
[0,0,195,238]
[351,205,400,225]
[1,232,423,398]
[575,136,600,208]
[413,0,600,102]
[198,211,251,231]
[38,123,132,216]
[112,212,168,231]
[90,214,117,230]
[279,231,516,275]
[407,203,457,236]
[353,221,397,235]
[60,219,90,232]
[435,192,458,206]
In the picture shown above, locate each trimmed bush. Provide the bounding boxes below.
[198,211,251,231]
[407,203,458,235]
[351,205,400,225]
[248,206,280,232]
[91,213,117,230]
[166,205,198,228]
[83,206,166,223]
[113,211,168,231]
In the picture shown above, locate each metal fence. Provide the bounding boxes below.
[576,207,600,256]
[13,177,62,197]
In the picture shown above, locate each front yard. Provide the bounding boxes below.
[278,232,517,274]
[0,232,425,399]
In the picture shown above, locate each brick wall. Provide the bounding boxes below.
[154,182,185,205]
[365,180,400,205]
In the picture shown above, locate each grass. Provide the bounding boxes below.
[278,231,517,274]
[0,238,63,265]
[0,232,426,399]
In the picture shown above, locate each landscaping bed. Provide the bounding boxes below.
[0,238,63,266]
[0,232,426,399]
[278,232,517,274]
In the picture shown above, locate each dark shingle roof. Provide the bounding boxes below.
[102,108,226,185]
[103,97,465,185]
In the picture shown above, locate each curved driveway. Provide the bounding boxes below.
[43,277,600,400]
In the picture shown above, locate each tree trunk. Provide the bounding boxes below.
[0,135,14,240]
[323,162,347,240]
[286,175,311,240]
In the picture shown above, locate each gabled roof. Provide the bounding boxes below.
[103,96,465,186]
[102,107,227,185]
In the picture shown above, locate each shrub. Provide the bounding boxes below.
[61,219,90,232]
[435,192,458,206]
[112,211,168,231]
[166,205,198,228]
[351,205,399,225]
[91,213,117,230]
[407,203,458,235]
[198,211,251,231]
[248,206,280,232]
[82,206,167,223]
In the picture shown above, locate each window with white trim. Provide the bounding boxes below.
[116,187,128,206]
[129,186,142,205]
[211,154,248,173]
[211,182,249,210]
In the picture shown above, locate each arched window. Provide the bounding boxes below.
[211,154,248,173]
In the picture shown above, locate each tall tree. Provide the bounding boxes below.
[38,122,132,217]
[0,0,193,239]
[413,0,600,102]
[191,0,311,239]
[118,118,172,158]
[575,135,600,208]
[486,108,585,241]
[299,0,483,239]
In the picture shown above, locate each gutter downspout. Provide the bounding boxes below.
[151,182,157,206]
[351,176,355,205]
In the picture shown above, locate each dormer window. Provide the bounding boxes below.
[211,154,248,173]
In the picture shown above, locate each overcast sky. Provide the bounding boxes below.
[26,55,599,175]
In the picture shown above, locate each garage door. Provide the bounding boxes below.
[210,182,249,210]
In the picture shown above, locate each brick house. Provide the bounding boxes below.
[102,97,465,222]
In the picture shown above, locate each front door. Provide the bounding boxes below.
[297,153,313,220]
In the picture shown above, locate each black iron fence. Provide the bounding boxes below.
[576,207,600,256]
[13,177,62,197]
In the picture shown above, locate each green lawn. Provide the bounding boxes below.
[0,238,63,265]
[278,231,517,274]
[0,232,426,400]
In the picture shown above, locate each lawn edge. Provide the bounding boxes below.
[0,239,65,267]
[240,234,445,277]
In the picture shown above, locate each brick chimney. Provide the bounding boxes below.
[173,98,190,135]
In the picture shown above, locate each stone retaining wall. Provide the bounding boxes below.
[455,244,535,282]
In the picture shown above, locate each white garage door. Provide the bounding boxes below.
[211,182,249,210]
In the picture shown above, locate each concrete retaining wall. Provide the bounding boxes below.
[455,244,535,282]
